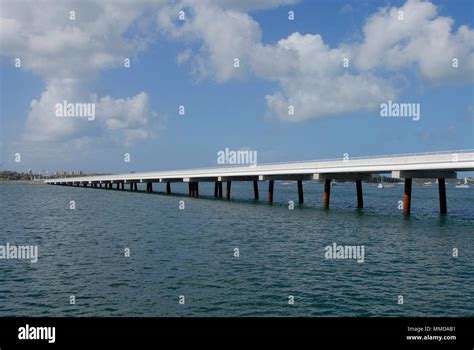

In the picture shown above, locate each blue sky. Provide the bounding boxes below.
[0,0,473,174]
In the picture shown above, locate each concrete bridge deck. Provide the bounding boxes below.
[44,150,474,215]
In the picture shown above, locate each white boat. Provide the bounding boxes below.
[455,178,470,189]
[331,180,337,186]
[423,181,433,186]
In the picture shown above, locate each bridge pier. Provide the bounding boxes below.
[218,181,223,198]
[297,180,304,204]
[166,182,171,195]
[356,180,363,208]
[225,181,231,200]
[438,178,447,214]
[403,178,412,215]
[268,180,274,204]
[121,182,124,190]
[189,182,198,197]
[323,179,331,208]
[214,182,219,197]
[253,180,259,200]
[146,182,153,193]
[116,183,120,190]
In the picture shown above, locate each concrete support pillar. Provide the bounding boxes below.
[77,183,80,187]
[116,183,120,190]
[146,182,153,193]
[130,183,133,191]
[134,183,138,192]
[438,178,447,214]
[297,180,304,204]
[356,179,363,209]
[83,183,88,187]
[214,182,219,197]
[253,180,259,200]
[403,178,412,215]
[166,182,171,195]
[189,182,198,197]
[121,183,124,190]
[268,180,274,204]
[225,181,231,200]
[218,181,223,198]
[99,183,102,188]
[323,179,331,208]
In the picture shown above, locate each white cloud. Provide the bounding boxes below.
[22,79,156,148]
[257,32,395,121]
[2,0,473,150]
[97,92,156,144]
[157,0,473,121]
[157,1,395,120]
[207,0,299,12]
[1,0,161,152]
[355,0,474,83]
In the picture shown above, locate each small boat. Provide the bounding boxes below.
[331,180,337,186]
[455,178,470,189]
[423,181,433,186]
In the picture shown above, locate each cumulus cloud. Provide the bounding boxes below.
[355,0,474,83]
[157,0,473,121]
[2,0,473,149]
[96,92,156,144]
[0,0,161,151]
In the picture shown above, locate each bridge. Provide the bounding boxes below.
[45,150,474,215]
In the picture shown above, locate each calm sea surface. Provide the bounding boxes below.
[0,182,473,316]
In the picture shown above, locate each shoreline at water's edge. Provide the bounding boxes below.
[0,180,44,185]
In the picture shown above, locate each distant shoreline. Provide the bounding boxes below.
[0,180,44,185]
